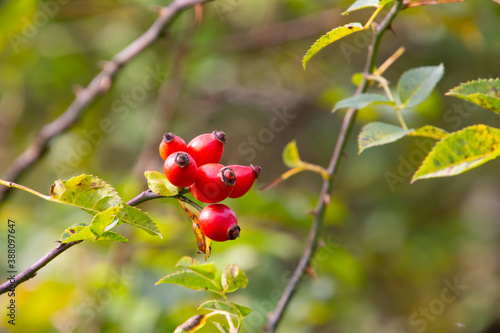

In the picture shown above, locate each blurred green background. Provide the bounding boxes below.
[1,0,500,332]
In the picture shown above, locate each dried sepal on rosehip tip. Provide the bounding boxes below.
[159,132,187,160]
[198,204,240,242]
[187,131,226,166]
[163,152,198,188]
[251,164,262,177]
[212,130,227,144]
[190,164,235,203]
[227,164,261,199]
[220,166,237,186]
[227,224,241,240]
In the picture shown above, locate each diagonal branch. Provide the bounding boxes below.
[0,189,164,295]
[264,1,404,332]
[0,0,209,205]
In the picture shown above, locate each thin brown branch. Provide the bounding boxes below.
[264,1,405,332]
[0,189,165,295]
[0,0,210,205]
[403,0,464,7]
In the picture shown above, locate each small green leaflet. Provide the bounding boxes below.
[358,122,410,154]
[446,78,500,114]
[198,300,237,315]
[333,93,394,113]
[302,23,363,69]
[343,0,379,15]
[61,223,129,243]
[412,125,500,182]
[221,264,248,294]
[282,140,302,168]
[144,170,179,196]
[358,123,447,153]
[397,64,444,109]
[49,174,162,238]
[212,322,230,333]
[156,270,221,294]
[198,300,251,318]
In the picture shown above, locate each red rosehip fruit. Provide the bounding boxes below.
[159,132,187,160]
[187,131,226,166]
[190,163,236,203]
[163,152,198,187]
[198,204,240,242]
[228,164,261,198]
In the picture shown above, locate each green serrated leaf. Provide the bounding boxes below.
[120,204,162,238]
[174,314,207,333]
[50,174,122,212]
[212,321,230,333]
[412,125,500,182]
[50,174,162,238]
[302,23,363,69]
[156,271,222,294]
[397,64,444,109]
[60,223,86,242]
[187,263,218,281]
[89,206,122,237]
[230,302,252,317]
[342,0,379,15]
[99,231,129,242]
[61,224,89,243]
[144,170,179,196]
[445,78,500,114]
[283,140,302,168]
[408,125,449,140]
[199,300,236,315]
[358,122,410,154]
[333,93,393,112]
[221,264,248,294]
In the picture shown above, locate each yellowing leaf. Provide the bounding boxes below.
[446,78,500,114]
[144,170,179,196]
[282,140,302,168]
[302,23,363,69]
[174,315,207,333]
[408,125,448,140]
[412,125,500,182]
[50,174,162,238]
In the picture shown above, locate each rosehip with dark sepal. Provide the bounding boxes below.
[198,204,240,242]
[159,132,187,160]
[187,131,226,166]
[189,163,236,203]
[163,152,198,187]
[228,164,261,198]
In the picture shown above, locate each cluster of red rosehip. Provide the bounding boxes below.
[159,131,261,242]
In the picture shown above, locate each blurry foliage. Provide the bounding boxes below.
[1,0,500,332]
